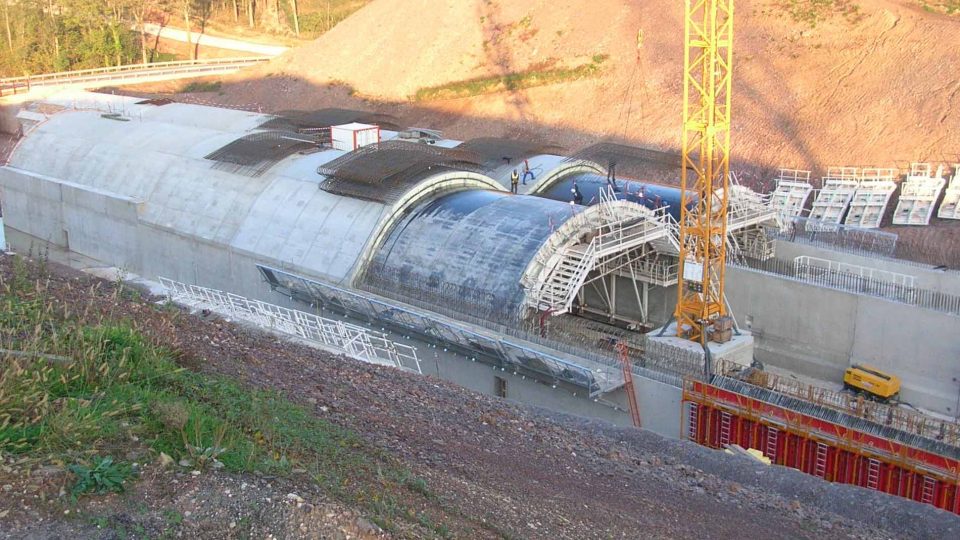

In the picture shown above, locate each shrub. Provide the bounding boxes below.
[69,456,135,497]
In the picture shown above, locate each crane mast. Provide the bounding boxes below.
[675,0,734,344]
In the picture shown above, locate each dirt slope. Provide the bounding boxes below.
[3,256,958,538]
[261,0,959,171]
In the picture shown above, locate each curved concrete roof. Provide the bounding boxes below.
[4,99,502,285]
[3,94,673,323]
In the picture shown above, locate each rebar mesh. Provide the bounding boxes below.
[571,142,686,183]
[317,141,485,203]
[359,266,702,378]
[710,377,960,460]
[204,130,317,176]
[258,108,401,131]
[457,137,565,168]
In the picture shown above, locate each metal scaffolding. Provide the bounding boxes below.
[768,168,813,219]
[894,164,948,225]
[159,277,421,373]
[937,165,960,220]
[524,191,680,319]
[844,168,897,229]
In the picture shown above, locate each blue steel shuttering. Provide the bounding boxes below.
[361,189,585,319]
[537,173,695,220]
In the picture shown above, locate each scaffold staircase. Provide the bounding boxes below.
[526,190,680,313]
[534,243,595,311]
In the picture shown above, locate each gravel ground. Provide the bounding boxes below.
[1,254,957,538]
[1,460,389,540]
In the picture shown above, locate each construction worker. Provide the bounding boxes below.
[510,169,520,194]
[571,182,584,205]
[522,159,535,184]
[606,159,618,189]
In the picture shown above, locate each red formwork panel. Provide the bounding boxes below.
[684,382,960,515]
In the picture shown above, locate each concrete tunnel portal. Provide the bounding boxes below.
[0,93,766,398]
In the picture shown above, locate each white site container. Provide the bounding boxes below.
[331,122,381,151]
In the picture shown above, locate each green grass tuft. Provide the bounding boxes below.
[69,456,135,498]
[179,80,222,93]
[780,0,861,28]
[414,55,609,101]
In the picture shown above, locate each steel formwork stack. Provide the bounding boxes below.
[683,379,960,515]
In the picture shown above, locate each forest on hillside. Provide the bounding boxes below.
[0,0,368,77]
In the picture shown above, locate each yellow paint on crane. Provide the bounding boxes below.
[675,0,735,344]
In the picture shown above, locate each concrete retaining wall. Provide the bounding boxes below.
[726,265,960,414]
[774,240,960,295]
[420,352,682,437]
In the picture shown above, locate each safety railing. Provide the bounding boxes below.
[1,57,267,84]
[774,216,898,258]
[593,210,672,256]
[0,57,267,96]
[627,257,679,286]
[258,264,635,395]
[731,258,960,316]
[159,277,420,373]
[794,255,917,288]
[715,359,960,449]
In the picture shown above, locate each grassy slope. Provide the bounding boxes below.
[0,255,453,536]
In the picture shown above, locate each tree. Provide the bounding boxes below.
[131,0,171,64]
[181,0,192,59]
[192,0,212,61]
[2,0,13,51]
[289,0,298,37]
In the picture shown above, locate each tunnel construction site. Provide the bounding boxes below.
[0,90,959,515]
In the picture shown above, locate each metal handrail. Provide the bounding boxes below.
[159,277,421,373]
[0,57,267,84]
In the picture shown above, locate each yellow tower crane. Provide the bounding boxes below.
[675,0,734,345]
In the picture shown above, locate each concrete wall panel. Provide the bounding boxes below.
[60,184,139,268]
[726,265,960,413]
[851,297,960,412]
[0,168,66,246]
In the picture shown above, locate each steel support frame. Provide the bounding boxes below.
[578,243,675,326]
[682,381,960,515]
[676,0,733,343]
